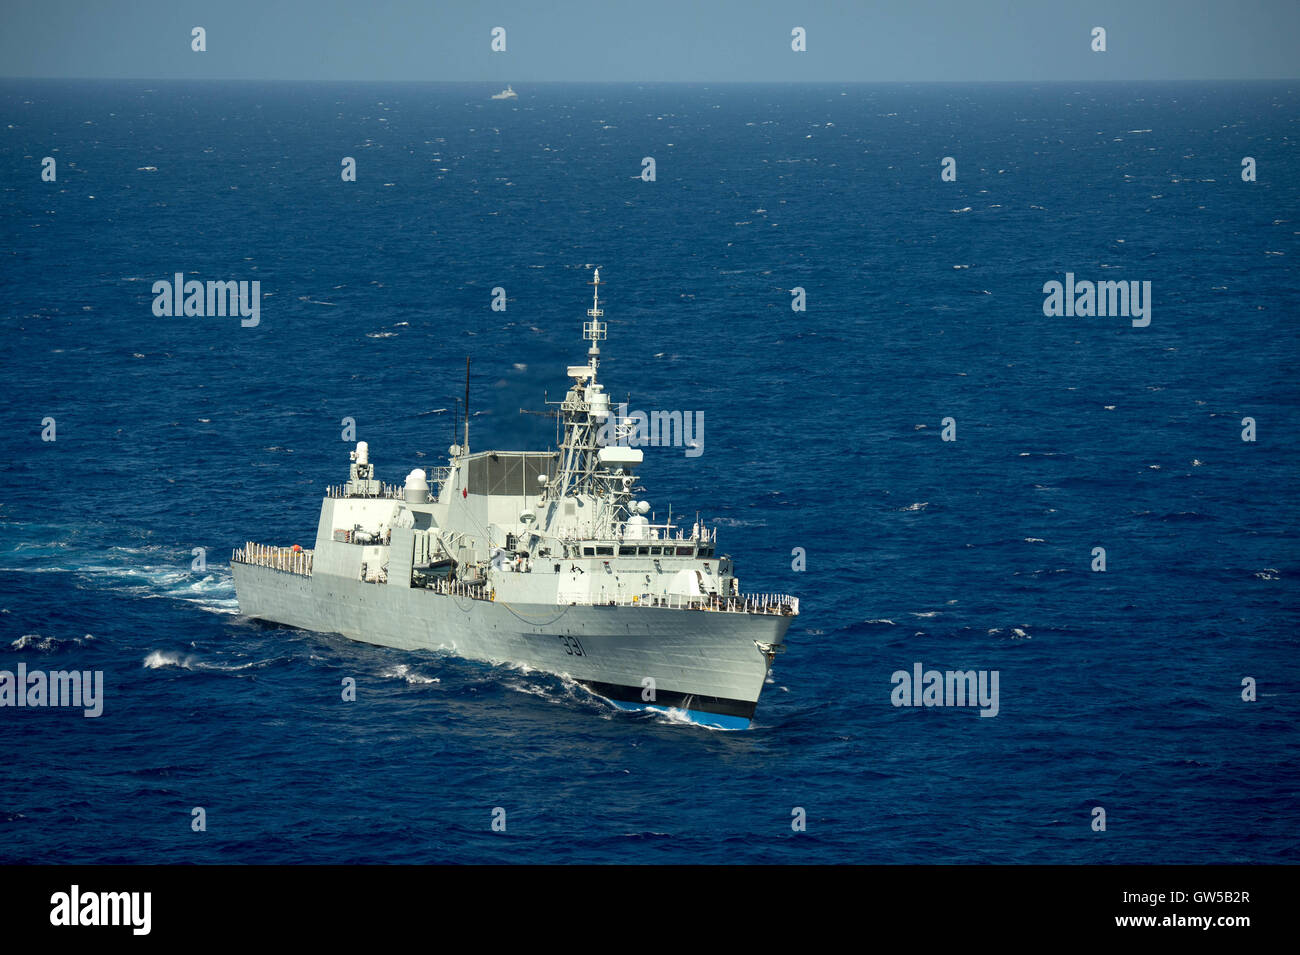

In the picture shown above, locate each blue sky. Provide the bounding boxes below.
[1,0,1296,81]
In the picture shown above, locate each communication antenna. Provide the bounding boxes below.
[584,267,606,374]
[463,357,471,453]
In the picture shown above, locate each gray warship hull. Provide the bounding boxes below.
[232,269,799,728]
[233,561,790,727]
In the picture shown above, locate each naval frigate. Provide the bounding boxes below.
[231,269,798,728]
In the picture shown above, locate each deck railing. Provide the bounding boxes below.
[569,591,799,616]
[231,542,313,576]
[413,575,490,599]
[325,483,406,500]
[434,582,797,616]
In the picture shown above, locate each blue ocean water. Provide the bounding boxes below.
[1,81,1296,864]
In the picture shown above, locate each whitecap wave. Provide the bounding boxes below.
[143,650,193,669]
[9,632,93,652]
[142,649,270,672]
[381,663,440,684]
[709,517,767,528]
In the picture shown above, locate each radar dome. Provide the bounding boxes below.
[404,468,430,503]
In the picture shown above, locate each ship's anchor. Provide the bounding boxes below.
[754,641,785,668]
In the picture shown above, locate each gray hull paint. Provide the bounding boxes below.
[233,564,790,719]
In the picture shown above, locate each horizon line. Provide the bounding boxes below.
[3,76,1297,85]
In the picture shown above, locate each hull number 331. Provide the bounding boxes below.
[558,635,586,656]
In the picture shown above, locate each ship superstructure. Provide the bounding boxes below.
[232,269,797,728]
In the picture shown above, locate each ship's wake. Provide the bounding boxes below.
[0,529,239,617]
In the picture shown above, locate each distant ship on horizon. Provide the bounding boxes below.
[491,85,517,100]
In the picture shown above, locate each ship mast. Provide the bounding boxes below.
[545,269,626,513]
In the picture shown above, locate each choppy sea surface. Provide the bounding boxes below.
[1,81,1297,863]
